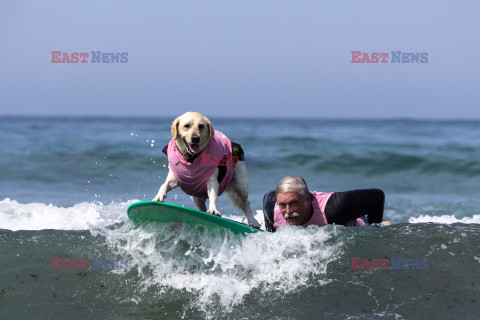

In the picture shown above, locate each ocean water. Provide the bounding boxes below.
[1,116,479,319]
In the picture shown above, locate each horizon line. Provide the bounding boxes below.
[1,114,480,122]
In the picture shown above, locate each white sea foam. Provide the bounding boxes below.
[0,198,132,231]
[100,221,340,314]
[408,214,480,224]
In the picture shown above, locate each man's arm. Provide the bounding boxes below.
[324,189,385,225]
[263,190,276,232]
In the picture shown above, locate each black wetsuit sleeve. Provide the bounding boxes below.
[263,190,276,232]
[324,189,385,225]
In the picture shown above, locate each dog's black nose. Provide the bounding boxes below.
[192,137,200,144]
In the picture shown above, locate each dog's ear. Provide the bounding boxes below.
[171,117,180,139]
[207,119,215,140]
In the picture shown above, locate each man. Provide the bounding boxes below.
[263,176,391,232]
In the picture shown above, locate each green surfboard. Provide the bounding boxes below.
[127,201,260,234]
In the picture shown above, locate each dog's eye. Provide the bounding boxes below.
[184,124,190,128]
[198,124,204,129]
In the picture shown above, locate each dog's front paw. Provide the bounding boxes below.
[248,219,261,229]
[207,208,221,217]
[152,193,166,202]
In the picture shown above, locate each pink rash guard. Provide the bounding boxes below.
[167,130,234,199]
[273,191,365,228]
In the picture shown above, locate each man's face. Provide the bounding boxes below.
[276,192,312,225]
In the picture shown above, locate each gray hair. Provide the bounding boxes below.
[275,176,309,199]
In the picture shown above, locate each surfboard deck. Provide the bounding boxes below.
[127,201,260,234]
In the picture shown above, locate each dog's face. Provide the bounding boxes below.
[171,112,214,155]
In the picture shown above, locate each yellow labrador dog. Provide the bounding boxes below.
[153,112,261,228]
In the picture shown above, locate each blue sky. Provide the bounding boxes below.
[1,0,479,118]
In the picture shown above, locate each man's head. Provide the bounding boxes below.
[275,176,313,225]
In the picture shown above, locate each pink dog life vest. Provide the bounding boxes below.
[273,191,365,228]
[166,130,234,199]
